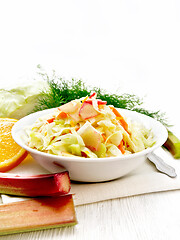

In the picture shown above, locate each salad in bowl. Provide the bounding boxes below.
[26,93,155,158]
[12,93,167,182]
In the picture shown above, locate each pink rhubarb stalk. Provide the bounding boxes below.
[0,194,77,236]
[0,171,71,197]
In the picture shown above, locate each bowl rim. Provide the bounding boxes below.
[12,107,168,163]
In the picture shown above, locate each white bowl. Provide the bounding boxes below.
[12,108,168,182]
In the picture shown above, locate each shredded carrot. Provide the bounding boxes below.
[101,133,107,142]
[118,140,125,154]
[47,117,55,123]
[57,111,68,119]
[110,106,129,132]
[116,116,128,132]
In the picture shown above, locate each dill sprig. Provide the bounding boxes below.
[33,69,169,126]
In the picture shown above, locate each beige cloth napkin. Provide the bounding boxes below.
[1,148,180,206]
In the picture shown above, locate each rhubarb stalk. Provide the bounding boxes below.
[0,194,77,236]
[163,131,180,159]
[0,171,71,197]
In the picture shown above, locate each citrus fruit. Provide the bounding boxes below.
[0,118,28,172]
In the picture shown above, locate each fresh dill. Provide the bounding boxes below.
[33,68,169,126]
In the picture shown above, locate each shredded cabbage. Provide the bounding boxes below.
[26,93,155,158]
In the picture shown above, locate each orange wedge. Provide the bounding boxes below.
[0,118,28,172]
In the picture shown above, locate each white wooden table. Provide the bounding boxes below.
[1,191,180,240]
[0,0,180,239]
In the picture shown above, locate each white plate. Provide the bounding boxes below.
[12,108,168,182]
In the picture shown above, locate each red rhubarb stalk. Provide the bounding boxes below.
[0,171,71,197]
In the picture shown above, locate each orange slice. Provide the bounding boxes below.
[0,118,28,172]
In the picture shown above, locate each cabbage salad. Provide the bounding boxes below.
[26,93,155,158]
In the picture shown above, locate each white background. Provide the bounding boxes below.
[0,0,179,135]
